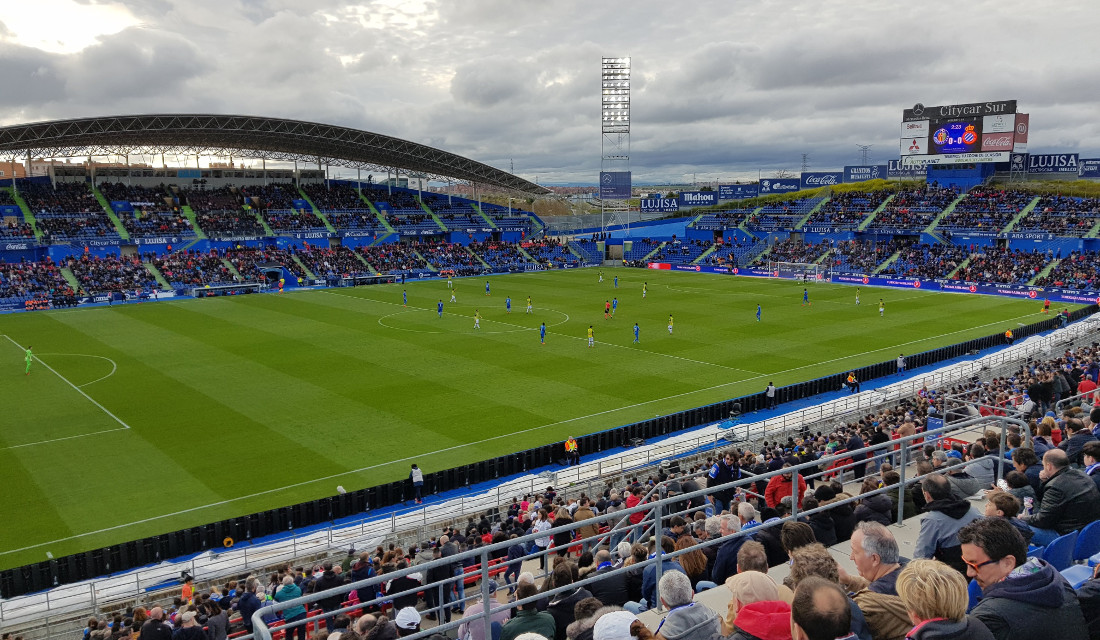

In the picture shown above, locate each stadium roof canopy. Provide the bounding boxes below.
[0,114,549,195]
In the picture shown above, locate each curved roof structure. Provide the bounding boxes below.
[0,114,549,195]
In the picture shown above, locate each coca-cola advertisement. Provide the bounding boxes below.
[981,132,1014,152]
[799,171,843,190]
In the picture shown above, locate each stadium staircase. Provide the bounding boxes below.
[871,251,901,275]
[923,192,969,233]
[1087,219,1100,239]
[469,203,499,229]
[59,267,82,293]
[350,250,379,275]
[688,212,708,228]
[1029,258,1061,285]
[856,193,897,231]
[565,243,585,262]
[416,198,449,231]
[1000,196,1041,234]
[142,262,173,291]
[466,245,492,269]
[516,245,538,263]
[794,197,830,230]
[642,241,667,262]
[412,248,434,270]
[6,186,43,240]
[220,258,243,281]
[355,191,396,235]
[291,255,316,280]
[691,244,716,265]
[945,257,972,280]
[180,206,208,240]
[90,184,131,241]
[813,248,833,265]
[295,188,337,233]
[253,210,275,236]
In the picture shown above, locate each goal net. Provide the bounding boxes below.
[768,261,828,282]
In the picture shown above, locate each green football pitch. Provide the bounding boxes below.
[0,267,1054,569]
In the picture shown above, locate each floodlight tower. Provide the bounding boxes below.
[601,57,630,234]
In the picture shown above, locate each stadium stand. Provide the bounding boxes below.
[650,238,711,264]
[149,250,240,287]
[939,187,1034,232]
[294,246,373,279]
[624,238,662,263]
[301,183,367,211]
[470,240,531,270]
[240,184,299,211]
[868,185,959,231]
[97,182,196,239]
[880,243,971,280]
[748,197,824,232]
[184,187,268,238]
[569,239,602,263]
[953,246,1050,284]
[804,190,894,228]
[1016,195,1100,235]
[66,254,157,295]
[22,182,121,242]
[1035,250,1100,289]
[693,210,753,231]
[829,239,907,274]
[525,238,581,267]
[358,244,430,274]
[756,238,827,265]
[417,242,483,275]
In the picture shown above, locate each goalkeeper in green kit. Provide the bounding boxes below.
[25,346,32,375]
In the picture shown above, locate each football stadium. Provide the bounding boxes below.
[3,4,1100,640]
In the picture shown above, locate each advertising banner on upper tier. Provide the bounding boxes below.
[718,184,759,199]
[843,165,888,183]
[800,172,843,190]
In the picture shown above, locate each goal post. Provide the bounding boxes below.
[767,261,828,282]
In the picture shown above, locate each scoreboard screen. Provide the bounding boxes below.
[929,119,982,154]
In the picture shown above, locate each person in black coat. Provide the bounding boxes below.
[847,432,868,479]
[852,478,892,527]
[800,495,837,547]
[585,550,629,606]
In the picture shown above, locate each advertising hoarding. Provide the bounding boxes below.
[718,184,759,199]
[1079,159,1100,179]
[599,171,631,199]
[640,198,680,213]
[677,191,718,207]
[843,165,888,182]
[1027,153,1079,174]
[757,179,800,195]
[800,172,843,189]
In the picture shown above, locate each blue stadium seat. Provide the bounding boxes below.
[1042,530,1077,571]
[1075,521,1100,563]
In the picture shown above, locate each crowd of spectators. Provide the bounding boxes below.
[693,211,752,231]
[953,247,1050,284]
[195,211,268,238]
[66,254,157,295]
[525,239,581,268]
[0,257,70,300]
[98,183,193,238]
[358,245,429,274]
[264,211,329,232]
[388,213,441,233]
[417,243,483,275]
[1035,250,1100,290]
[651,238,711,264]
[805,190,893,228]
[940,188,1035,231]
[1017,196,1100,236]
[1,218,35,239]
[327,212,387,232]
[241,184,299,211]
[870,186,959,230]
[226,247,305,282]
[184,187,242,212]
[149,251,239,287]
[302,184,369,211]
[20,182,99,215]
[881,243,971,280]
[757,238,826,265]
[295,247,372,279]
[829,239,907,275]
[471,241,529,269]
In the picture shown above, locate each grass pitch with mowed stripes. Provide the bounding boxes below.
[0,267,1055,568]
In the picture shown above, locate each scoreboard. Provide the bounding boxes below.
[900,100,1028,165]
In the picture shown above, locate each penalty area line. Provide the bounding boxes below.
[2,335,132,431]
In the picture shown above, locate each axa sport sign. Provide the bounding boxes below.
[843,165,888,183]
[1028,153,1079,174]
[640,198,680,213]
[800,172,843,190]
[718,184,759,200]
[757,179,800,194]
[677,191,718,207]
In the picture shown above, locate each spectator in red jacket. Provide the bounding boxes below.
[764,464,807,509]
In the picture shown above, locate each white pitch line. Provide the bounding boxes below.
[0,428,129,451]
[2,335,132,430]
[33,353,118,388]
[318,290,766,376]
[0,305,1041,555]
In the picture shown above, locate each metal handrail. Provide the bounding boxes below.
[249,415,1024,640]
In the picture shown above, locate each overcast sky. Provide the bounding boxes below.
[1,0,1097,185]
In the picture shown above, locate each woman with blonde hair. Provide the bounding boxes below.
[895,559,993,639]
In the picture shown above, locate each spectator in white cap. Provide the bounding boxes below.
[394,607,421,637]
[593,610,637,640]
